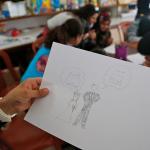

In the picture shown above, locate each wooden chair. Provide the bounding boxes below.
[32,26,49,55]
[0,50,20,149]
[0,50,20,97]
[0,116,63,150]
[32,36,45,55]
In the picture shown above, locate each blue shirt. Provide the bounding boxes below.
[21,45,51,81]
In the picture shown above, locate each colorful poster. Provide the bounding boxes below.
[100,0,117,7]
[31,0,51,14]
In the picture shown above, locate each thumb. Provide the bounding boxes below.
[38,88,49,97]
[29,88,49,99]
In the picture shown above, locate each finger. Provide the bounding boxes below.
[28,88,49,99]
[31,78,42,90]
[34,77,42,85]
[33,78,43,89]
[22,78,42,90]
[38,88,49,97]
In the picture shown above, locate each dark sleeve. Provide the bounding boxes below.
[138,17,150,36]
[137,0,150,17]
[0,121,7,129]
[80,19,90,33]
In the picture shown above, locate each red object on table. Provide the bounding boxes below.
[11,29,22,37]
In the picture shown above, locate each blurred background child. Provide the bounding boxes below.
[82,12,113,54]
[138,31,150,67]
[94,12,113,48]
[21,18,83,81]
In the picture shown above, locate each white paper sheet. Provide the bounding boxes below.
[25,42,150,150]
[127,53,145,65]
[104,44,115,53]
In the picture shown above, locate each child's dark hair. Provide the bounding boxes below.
[93,12,110,31]
[138,32,150,55]
[99,12,110,22]
[72,4,97,20]
[44,18,83,48]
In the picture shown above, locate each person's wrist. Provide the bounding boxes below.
[0,97,16,115]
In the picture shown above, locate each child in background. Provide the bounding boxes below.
[36,4,98,51]
[84,12,113,54]
[94,12,113,49]
[75,4,98,49]
[138,32,150,67]
[21,18,83,81]
[72,4,98,34]
[47,4,98,34]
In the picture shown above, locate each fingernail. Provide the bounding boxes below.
[43,88,49,94]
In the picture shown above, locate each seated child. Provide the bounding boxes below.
[96,29,112,48]
[21,18,83,81]
[83,12,113,54]
[72,4,98,49]
[95,12,113,48]
[138,31,150,67]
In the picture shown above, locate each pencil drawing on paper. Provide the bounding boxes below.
[56,90,81,123]
[73,84,100,129]
[60,67,85,91]
[102,66,131,89]
[71,90,81,114]
[56,68,85,123]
